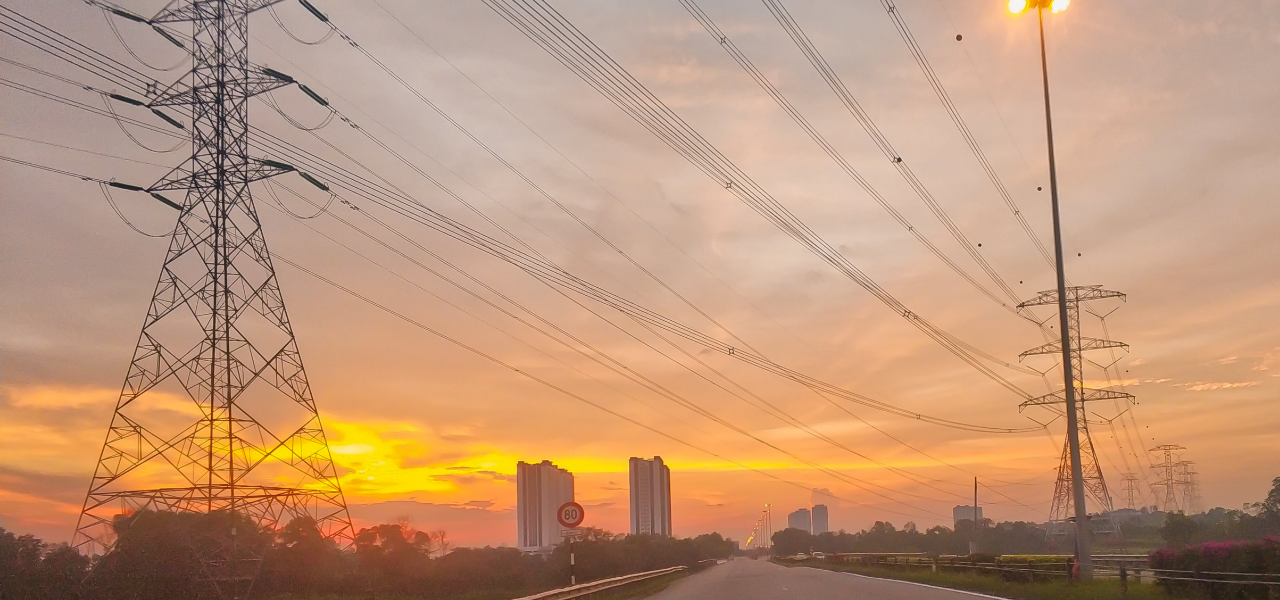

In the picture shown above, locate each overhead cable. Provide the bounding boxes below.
[480,0,1035,398]
[6,24,1041,434]
[873,0,1055,269]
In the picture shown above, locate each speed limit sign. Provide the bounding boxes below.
[557,501,585,528]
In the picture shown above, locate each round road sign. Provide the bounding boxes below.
[557,501,585,528]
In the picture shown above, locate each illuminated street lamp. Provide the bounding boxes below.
[1009,0,1094,582]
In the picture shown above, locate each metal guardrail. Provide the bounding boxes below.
[510,565,688,600]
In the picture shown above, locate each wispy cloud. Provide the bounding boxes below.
[1175,381,1260,392]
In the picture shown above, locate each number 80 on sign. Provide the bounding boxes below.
[557,502,585,528]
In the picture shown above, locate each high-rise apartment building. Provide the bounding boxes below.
[787,508,811,533]
[812,504,829,534]
[628,456,672,536]
[952,505,984,527]
[517,460,575,551]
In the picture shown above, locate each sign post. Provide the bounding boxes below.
[557,502,585,585]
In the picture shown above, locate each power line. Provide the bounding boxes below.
[280,5,768,358]
[252,126,1043,433]
[7,47,1040,434]
[302,5,1057,500]
[3,5,1070,519]
[260,102,985,505]
[266,181,958,512]
[0,131,170,167]
[247,21,1009,499]
[481,0,1036,399]
[3,130,1003,515]
[872,0,1054,269]
[688,0,1035,322]
[0,6,156,96]
[364,0,811,362]
[275,253,945,519]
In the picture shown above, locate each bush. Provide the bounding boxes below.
[1149,537,1280,599]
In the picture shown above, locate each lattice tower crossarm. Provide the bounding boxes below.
[72,1,353,596]
[1018,286,1130,538]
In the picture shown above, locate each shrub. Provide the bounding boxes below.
[1149,537,1280,599]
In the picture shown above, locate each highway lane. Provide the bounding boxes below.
[645,559,1000,600]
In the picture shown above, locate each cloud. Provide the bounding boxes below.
[476,470,515,482]
[1175,381,1260,392]
[1253,348,1280,372]
[811,487,837,507]
[4,385,116,408]
[329,444,376,455]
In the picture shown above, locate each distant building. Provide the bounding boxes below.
[812,504,829,534]
[517,460,574,551]
[629,456,672,536]
[953,505,984,527]
[788,508,811,533]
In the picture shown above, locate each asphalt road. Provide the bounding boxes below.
[644,559,998,600]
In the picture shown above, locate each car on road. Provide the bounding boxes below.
[812,552,825,559]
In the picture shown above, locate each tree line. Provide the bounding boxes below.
[769,518,1048,557]
[0,513,735,600]
[768,476,1280,557]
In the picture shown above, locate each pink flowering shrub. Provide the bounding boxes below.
[1149,537,1279,599]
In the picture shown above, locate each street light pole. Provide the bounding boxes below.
[1031,0,1093,580]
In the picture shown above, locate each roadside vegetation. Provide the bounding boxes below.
[769,477,1280,558]
[767,478,1280,600]
[780,559,1175,600]
[0,522,733,600]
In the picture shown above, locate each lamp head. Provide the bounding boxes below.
[1009,0,1069,14]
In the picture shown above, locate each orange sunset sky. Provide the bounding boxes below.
[2,0,1278,548]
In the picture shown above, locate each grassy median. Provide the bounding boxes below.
[779,559,1179,600]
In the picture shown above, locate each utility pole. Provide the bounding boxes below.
[971,477,979,555]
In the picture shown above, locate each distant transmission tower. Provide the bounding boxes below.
[1120,473,1141,510]
[1149,444,1187,513]
[72,1,353,595]
[1178,461,1200,514]
[1018,286,1131,538]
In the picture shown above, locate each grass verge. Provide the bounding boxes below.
[780,559,1182,600]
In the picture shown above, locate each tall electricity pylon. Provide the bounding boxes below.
[1121,473,1141,510]
[1149,444,1187,513]
[72,1,353,596]
[1018,286,1132,538]
[1178,461,1200,514]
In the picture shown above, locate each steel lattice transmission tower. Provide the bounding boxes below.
[72,0,353,594]
[1149,444,1187,513]
[1018,286,1132,538]
[1179,462,1200,514]
[1120,473,1141,510]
